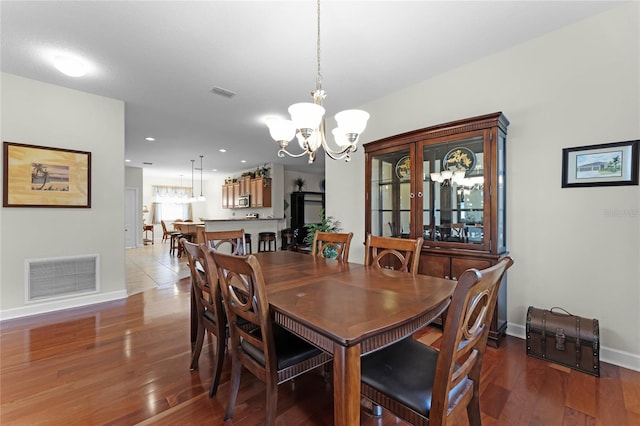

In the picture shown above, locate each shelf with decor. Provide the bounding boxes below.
[364,112,510,346]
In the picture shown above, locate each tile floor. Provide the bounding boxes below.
[125,238,190,294]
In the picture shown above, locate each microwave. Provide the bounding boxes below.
[238,195,250,207]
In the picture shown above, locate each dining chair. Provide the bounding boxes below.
[360,256,514,426]
[311,230,354,262]
[212,251,332,426]
[181,239,226,397]
[364,234,424,275]
[201,229,246,254]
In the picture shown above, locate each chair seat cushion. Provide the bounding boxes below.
[241,324,323,370]
[361,338,470,416]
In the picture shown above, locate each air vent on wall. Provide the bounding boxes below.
[210,86,236,99]
[26,255,99,301]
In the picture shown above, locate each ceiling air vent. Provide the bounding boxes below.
[142,162,153,166]
[210,86,236,99]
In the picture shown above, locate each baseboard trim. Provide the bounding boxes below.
[0,290,128,321]
[508,322,640,372]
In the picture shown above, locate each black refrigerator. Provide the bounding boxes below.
[290,191,325,245]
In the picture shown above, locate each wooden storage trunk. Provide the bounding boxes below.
[526,306,600,376]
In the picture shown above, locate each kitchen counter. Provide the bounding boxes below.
[203,218,286,253]
[203,217,284,222]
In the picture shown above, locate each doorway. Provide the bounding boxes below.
[124,187,139,248]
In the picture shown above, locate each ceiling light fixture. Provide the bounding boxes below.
[189,159,196,202]
[53,54,86,77]
[198,155,206,202]
[265,0,369,164]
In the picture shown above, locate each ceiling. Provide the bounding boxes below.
[1,1,623,179]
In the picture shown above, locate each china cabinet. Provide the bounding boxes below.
[364,112,509,345]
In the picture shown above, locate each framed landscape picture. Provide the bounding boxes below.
[3,141,91,207]
[561,140,639,188]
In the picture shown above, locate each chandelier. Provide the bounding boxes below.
[265,0,370,164]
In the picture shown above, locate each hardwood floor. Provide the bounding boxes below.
[1,242,639,425]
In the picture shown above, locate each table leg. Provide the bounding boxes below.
[333,343,361,426]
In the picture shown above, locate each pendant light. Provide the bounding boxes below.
[198,155,206,202]
[265,0,369,164]
[189,159,196,202]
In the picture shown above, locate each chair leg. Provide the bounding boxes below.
[467,393,482,426]
[224,354,243,420]
[208,334,226,397]
[189,322,205,371]
[264,381,279,426]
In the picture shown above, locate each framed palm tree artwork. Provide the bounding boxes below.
[3,141,91,207]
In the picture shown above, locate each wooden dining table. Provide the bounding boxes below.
[257,251,456,425]
[191,250,455,425]
[173,221,205,243]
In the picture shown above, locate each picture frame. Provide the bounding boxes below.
[561,140,639,188]
[3,141,91,207]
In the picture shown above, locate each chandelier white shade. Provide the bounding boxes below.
[266,0,369,164]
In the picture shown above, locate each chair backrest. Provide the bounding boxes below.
[364,234,424,275]
[213,252,277,377]
[430,256,514,424]
[161,220,168,233]
[201,229,246,255]
[182,239,225,333]
[311,231,354,262]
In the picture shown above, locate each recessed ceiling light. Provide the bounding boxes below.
[125,159,131,162]
[145,137,155,141]
[219,149,227,153]
[240,160,247,163]
[211,169,217,172]
[53,54,86,77]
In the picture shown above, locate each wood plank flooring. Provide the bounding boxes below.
[1,242,639,425]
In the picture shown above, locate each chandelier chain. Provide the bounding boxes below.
[316,0,322,91]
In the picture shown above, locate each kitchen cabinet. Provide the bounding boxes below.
[222,177,272,209]
[221,184,231,209]
[250,177,272,208]
[364,112,510,346]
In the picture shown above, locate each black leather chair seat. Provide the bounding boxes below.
[241,324,322,370]
[361,338,471,416]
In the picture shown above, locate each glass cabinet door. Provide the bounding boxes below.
[419,132,489,249]
[369,148,413,238]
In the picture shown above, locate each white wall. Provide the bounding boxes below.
[1,73,127,319]
[327,4,639,368]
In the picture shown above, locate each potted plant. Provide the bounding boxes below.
[304,208,341,258]
[294,177,305,192]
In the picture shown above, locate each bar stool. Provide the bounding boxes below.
[258,232,276,252]
[244,233,252,254]
[280,228,294,250]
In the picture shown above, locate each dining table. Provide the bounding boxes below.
[192,250,455,425]
[173,221,205,243]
